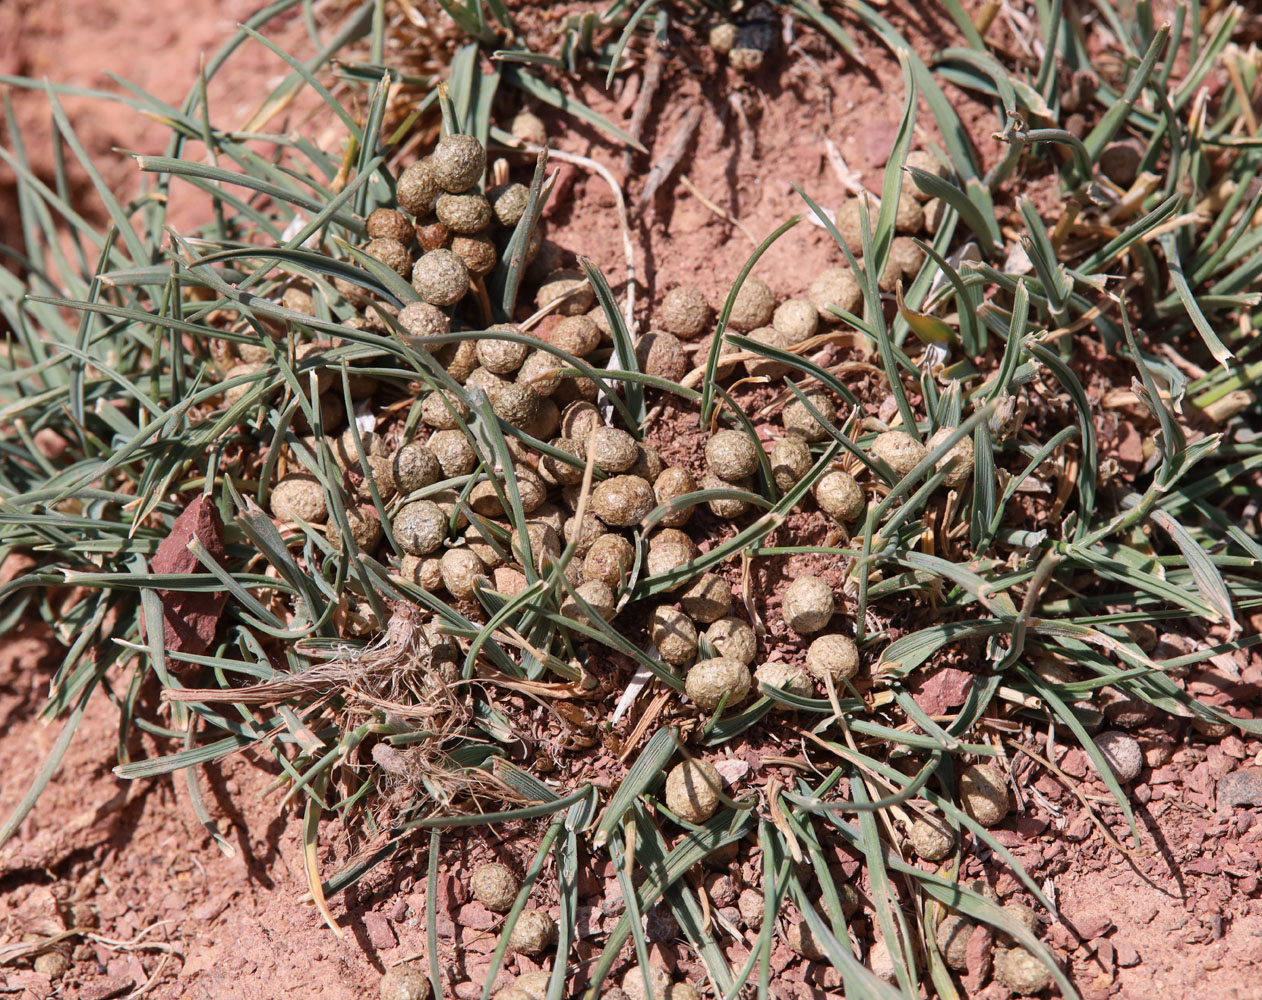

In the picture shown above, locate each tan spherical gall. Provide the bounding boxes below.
[654,466,696,527]
[927,426,974,489]
[396,159,441,217]
[544,314,601,357]
[701,472,753,518]
[651,606,699,666]
[993,946,1054,994]
[487,182,529,227]
[815,469,865,523]
[869,430,927,479]
[685,656,751,711]
[743,325,794,380]
[591,475,655,527]
[755,662,813,703]
[428,429,478,478]
[451,233,497,276]
[646,528,698,584]
[773,298,819,341]
[584,533,634,590]
[563,511,607,555]
[510,111,548,147]
[415,215,451,252]
[636,329,689,383]
[959,763,1009,827]
[805,633,860,684]
[420,390,470,431]
[1095,730,1143,783]
[620,964,670,1000]
[665,759,723,823]
[880,236,926,292]
[412,249,469,306]
[629,442,664,483]
[398,300,451,342]
[536,269,594,316]
[910,813,955,861]
[785,919,827,961]
[477,330,528,375]
[679,573,732,623]
[380,963,432,1000]
[705,617,757,666]
[586,426,638,473]
[271,474,327,524]
[392,500,447,556]
[392,441,442,493]
[660,286,712,340]
[488,382,543,430]
[770,436,812,492]
[728,276,775,333]
[367,207,415,245]
[470,862,519,912]
[706,429,759,480]
[836,192,879,252]
[507,908,556,956]
[782,576,834,634]
[808,266,862,321]
[709,22,738,54]
[435,192,492,234]
[894,187,925,233]
[365,237,413,278]
[431,133,485,193]
[329,503,384,551]
[561,579,615,625]
[440,547,486,601]
[782,388,836,442]
[936,914,973,971]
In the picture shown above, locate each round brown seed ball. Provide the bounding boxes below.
[666,759,723,823]
[836,192,879,252]
[937,914,974,971]
[367,208,415,245]
[815,469,865,523]
[771,436,812,492]
[881,236,926,292]
[756,662,813,704]
[924,196,948,235]
[993,946,1054,994]
[428,429,478,478]
[628,442,663,482]
[544,314,600,357]
[785,920,826,961]
[584,533,634,590]
[728,276,775,332]
[398,553,444,591]
[646,528,698,583]
[507,909,556,956]
[440,547,486,601]
[927,426,975,489]
[805,633,859,684]
[679,572,732,623]
[396,159,441,217]
[472,466,546,516]
[654,466,696,527]
[271,474,328,524]
[685,656,751,710]
[415,215,451,252]
[910,813,955,861]
[554,371,599,406]
[782,576,834,635]
[563,511,606,556]
[561,579,616,626]
[398,300,451,342]
[651,606,699,666]
[591,475,655,527]
[586,426,638,473]
[560,400,600,441]
[421,390,470,430]
[380,963,431,1000]
[330,503,383,551]
[435,192,492,234]
[451,233,497,276]
[510,972,552,1000]
[905,150,946,196]
[477,330,529,375]
[706,429,759,480]
[430,489,469,533]
[517,350,562,396]
[412,249,469,306]
[743,326,795,380]
[709,22,738,54]
[705,617,757,666]
[538,437,584,486]
[1095,730,1143,783]
[959,763,1009,827]
[729,46,764,72]
[660,286,712,340]
[773,298,819,341]
[471,862,519,913]
[808,266,862,321]
[536,269,594,316]
[782,388,836,442]
[701,471,754,518]
[488,382,543,429]
[510,521,561,571]
[620,965,670,1000]
[432,133,485,193]
[392,500,447,556]
[510,111,547,147]
[392,442,442,494]
[636,329,689,383]
[870,430,927,480]
[895,188,925,233]
[487,182,529,227]
[223,362,264,407]
[347,454,397,503]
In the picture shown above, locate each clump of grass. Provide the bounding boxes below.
[2,2,1262,999]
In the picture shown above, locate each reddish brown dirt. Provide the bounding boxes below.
[3,3,1262,1000]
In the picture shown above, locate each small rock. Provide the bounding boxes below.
[1219,768,1262,810]
[712,759,751,785]
[456,901,497,931]
[363,909,398,950]
[79,978,135,1000]
[1116,942,1140,967]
